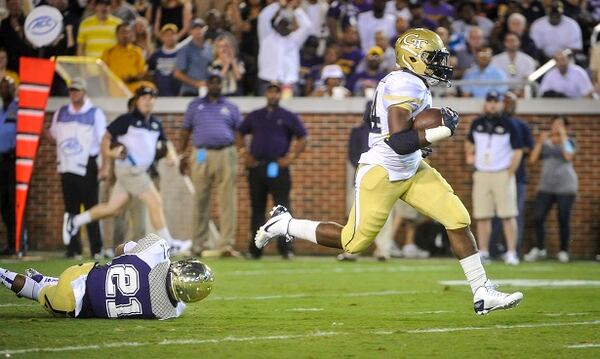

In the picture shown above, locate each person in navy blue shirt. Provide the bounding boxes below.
[237,83,307,259]
[148,24,181,97]
[0,76,17,255]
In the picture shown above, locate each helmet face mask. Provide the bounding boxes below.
[395,28,453,84]
[169,258,214,303]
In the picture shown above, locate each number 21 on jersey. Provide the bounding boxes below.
[105,264,143,318]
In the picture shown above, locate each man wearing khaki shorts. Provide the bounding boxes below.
[465,91,523,265]
[62,86,191,255]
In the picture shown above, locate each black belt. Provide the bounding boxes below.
[198,143,233,150]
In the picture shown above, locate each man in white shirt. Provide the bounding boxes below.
[529,1,582,60]
[257,0,312,95]
[539,51,594,98]
[357,0,396,53]
[491,33,537,94]
[49,78,107,259]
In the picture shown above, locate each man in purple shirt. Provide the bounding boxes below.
[236,83,307,259]
[178,74,242,257]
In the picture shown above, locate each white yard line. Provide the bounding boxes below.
[0,303,37,307]
[2,321,599,356]
[565,343,600,349]
[408,320,600,333]
[208,290,422,301]
[0,331,342,356]
[285,308,324,312]
[439,279,600,288]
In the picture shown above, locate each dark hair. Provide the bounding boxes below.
[552,115,569,127]
[116,23,130,34]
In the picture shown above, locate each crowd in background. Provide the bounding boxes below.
[1,0,600,98]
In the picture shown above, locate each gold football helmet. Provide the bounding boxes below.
[169,258,214,303]
[395,28,453,83]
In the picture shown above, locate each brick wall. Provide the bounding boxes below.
[2,112,598,258]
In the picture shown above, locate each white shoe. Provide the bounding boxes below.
[103,248,115,259]
[558,251,569,263]
[402,244,430,259]
[504,251,520,266]
[62,213,79,245]
[337,252,358,261]
[169,239,193,256]
[254,205,293,249]
[473,280,523,315]
[479,251,491,264]
[524,247,547,262]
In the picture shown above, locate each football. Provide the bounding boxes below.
[413,107,443,130]
[110,140,128,160]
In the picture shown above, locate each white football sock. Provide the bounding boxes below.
[73,211,92,227]
[288,219,319,244]
[0,268,16,290]
[459,253,488,295]
[155,227,174,242]
[17,276,42,301]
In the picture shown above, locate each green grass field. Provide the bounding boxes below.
[0,256,599,358]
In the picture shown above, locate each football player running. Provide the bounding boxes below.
[255,28,523,315]
[0,234,213,319]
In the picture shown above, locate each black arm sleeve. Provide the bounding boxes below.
[384,128,421,155]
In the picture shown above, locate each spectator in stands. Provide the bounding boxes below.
[178,74,242,257]
[338,24,364,79]
[0,49,18,86]
[148,24,181,96]
[326,0,360,42]
[49,78,106,259]
[223,1,244,40]
[461,46,508,98]
[504,13,539,59]
[591,38,600,92]
[374,30,396,73]
[209,35,245,96]
[385,0,411,21]
[239,0,263,95]
[454,26,484,79]
[452,0,494,39]
[299,36,322,84]
[303,42,340,96]
[357,0,396,52]
[393,16,410,44]
[0,0,35,71]
[174,18,213,96]
[423,0,454,24]
[408,1,437,30]
[347,46,385,97]
[522,0,546,24]
[153,0,192,41]
[529,1,582,61]
[526,116,578,263]
[301,0,329,38]
[102,23,147,92]
[237,83,307,259]
[311,64,350,98]
[77,0,122,58]
[132,17,154,58]
[111,0,138,24]
[45,0,78,58]
[0,76,17,256]
[257,0,312,95]
[465,91,523,265]
[133,0,152,17]
[491,33,537,95]
[63,85,192,256]
[193,0,229,19]
[203,9,226,43]
[539,51,594,98]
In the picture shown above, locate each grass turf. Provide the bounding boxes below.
[0,256,599,358]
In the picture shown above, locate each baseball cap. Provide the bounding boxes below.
[135,85,158,98]
[265,82,281,91]
[160,23,179,33]
[191,18,206,29]
[367,46,384,58]
[68,77,87,91]
[485,91,502,102]
[321,65,345,81]
[207,72,222,82]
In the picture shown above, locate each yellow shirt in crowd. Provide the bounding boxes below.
[101,43,147,92]
[77,15,122,59]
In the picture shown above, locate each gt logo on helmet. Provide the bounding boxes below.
[403,34,429,49]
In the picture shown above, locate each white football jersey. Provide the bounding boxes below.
[358,70,432,181]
